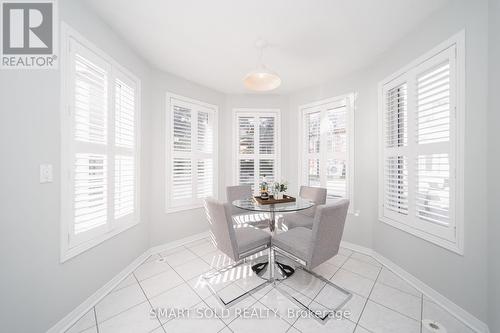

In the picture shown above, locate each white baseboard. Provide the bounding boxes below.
[47,231,210,333]
[341,241,490,333]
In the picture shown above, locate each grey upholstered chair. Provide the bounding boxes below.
[203,197,271,306]
[226,185,270,228]
[281,186,327,230]
[272,199,351,322]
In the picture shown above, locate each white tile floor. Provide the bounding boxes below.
[65,237,476,333]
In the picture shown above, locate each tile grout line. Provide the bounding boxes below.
[93,307,99,333]
[353,261,382,332]
[132,272,165,332]
[420,293,424,333]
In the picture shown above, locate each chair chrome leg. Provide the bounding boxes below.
[202,255,271,308]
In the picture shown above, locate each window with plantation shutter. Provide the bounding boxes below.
[233,109,280,193]
[166,94,218,211]
[300,95,354,203]
[61,25,141,261]
[379,32,464,254]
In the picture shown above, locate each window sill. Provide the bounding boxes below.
[378,216,463,255]
[60,220,140,263]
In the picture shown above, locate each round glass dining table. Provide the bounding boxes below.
[232,197,314,280]
[232,197,313,234]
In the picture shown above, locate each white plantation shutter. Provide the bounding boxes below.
[379,39,463,252]
[62,31,140,258]
[301,97,353,200]
[167,96,217,209]
[234,110,280,193]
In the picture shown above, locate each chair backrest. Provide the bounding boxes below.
[299,186,327,217]
[307,199,349,269]
[204,197,239,261]
[226,185,252,215]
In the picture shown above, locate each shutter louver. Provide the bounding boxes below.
[197,111,212,153]
[384,156,408,215]
[238,116,255,154]
[306,112,321,153]
[259,159,275,183]
[172,158,192,200]
[259,117,275,154]
[385,84,407,148]
[115,79,135,149]
[308,159,321,187]
[114,155,135,219]
[173,106,191,152]
[239,159,255,187]
[416,154,450,226]
[74,54,107,144]
[197,159,213,198]
[73,154,107,234]
[416,62,450,145]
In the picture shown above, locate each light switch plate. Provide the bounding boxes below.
[40,164,53,183]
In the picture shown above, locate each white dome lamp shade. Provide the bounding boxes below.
[243,39,281,92]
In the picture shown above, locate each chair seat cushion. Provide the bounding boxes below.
[281,212,314,230]
[272,227,312,261]
[235,226,271,255]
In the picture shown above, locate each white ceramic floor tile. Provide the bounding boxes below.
[339,293,367,323]
[228,301,291,333]
[422,299,475,333]
[250,283,274,300]
[159,245,186,257]
[150,326,166,333]
[163,248,198,267]
[139,268,184,298]
[144,254,162,264]
[326,253,349,267]
[134,259,173,281]
[161,302,226,333]
[330,269,376,298]
[184,238,211,249]
[112,274,138,293]
[312,261,340,280]
[354,325,372,333]
[293,316,356,333]
[188,275,214,299]
[342,258,381,280]
[65,308,96,333]
[349,253,382,267]
[280,269,326,299]
[188,240,218,256]
[376,268,421,297]
[259,288,303,324]
[358,300,420,333]
[149,283,202,323]
[200,250,235,269]
[95,283,147,323]
[206,295,258,325]
[174,257,212,280]
[218,327,233,333]
[287,326,301,333]
[98,301,161,333]
[369,282,422,320]
[313,282,352,312]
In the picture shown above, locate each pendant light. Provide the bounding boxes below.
[243,39,281,91]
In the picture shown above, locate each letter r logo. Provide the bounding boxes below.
[2,2,53,54]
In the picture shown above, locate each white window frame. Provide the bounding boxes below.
[232,108,281,193]
[298,94,355,211]
[378,31,465,254]
[165,92,219,213]
[60,23,141,262]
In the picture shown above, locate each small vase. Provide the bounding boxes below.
[276,192,284,200]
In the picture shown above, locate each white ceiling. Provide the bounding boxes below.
[86,0,449,94]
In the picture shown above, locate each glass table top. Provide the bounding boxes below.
[232,197,314,213]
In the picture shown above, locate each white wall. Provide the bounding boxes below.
[488,0,500,331]
[288,0,489,321]
[0,1,153,332]
[148,71,225,246]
